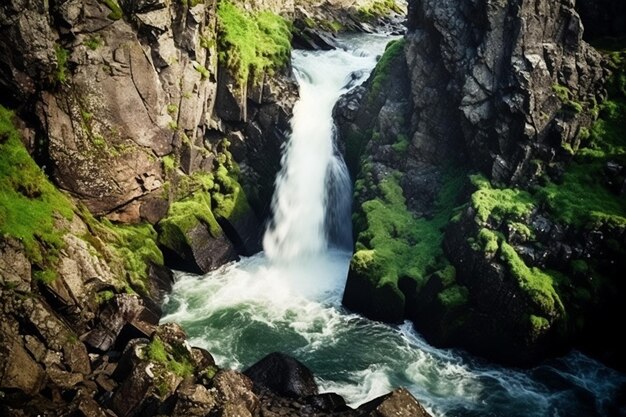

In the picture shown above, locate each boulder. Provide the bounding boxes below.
[172,383,218,417]
[0,337,47,395]
[244,352,318,398]
[212,370,259,415]
[357,388,432,417]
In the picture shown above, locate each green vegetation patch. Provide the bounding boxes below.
[217,2,292,86]
[351,166,466,295]
[98,220,164,293]
[99,0,123,20]
[54,44,70,83]
[552,84,583,114]
[470,174,535,223]
[0,106,74,279]
[537,52,626,228]
[499,241,564,319]
[83,35,103,51]
[146,337,194,377]
[369,39,406,101]
[357,0,403,21]
[158,143,250,252]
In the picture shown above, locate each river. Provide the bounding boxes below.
[162,33,625,417]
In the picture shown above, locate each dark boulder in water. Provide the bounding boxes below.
[244,352,319,398]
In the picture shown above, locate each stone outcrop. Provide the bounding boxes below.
[244,352,319,398]
[0,0,301,275]
[337,0,626,367]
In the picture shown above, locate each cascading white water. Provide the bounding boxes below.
[162,33,626,417]
[262,47,364,261]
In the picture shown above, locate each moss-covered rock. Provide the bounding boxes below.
[157,143,260,273]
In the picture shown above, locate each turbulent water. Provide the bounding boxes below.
[163,34,626,417]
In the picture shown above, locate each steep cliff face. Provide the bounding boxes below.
[338,0,626,367]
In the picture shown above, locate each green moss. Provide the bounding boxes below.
[552,84,583,114]
[159,192,222,249]
[352,165,466,294]
[83,35,103,51]
[166,104,178,115]
[391,134,409,153]
[99,0,123,20]
[369,39,406,101]
[194,63,210,80]
[470,175,535,223]
[320,20,343,33]
[95,219,163,293]
[146,337,194,377]
[508,221,534,240]
[437,285,469,309]
[33,269,58,285]
[217,2,292,86]
[96,290,115,304]
[500,242,564,317]
[54,44,70,83]
[537,162,626,228]
[162,154,177,175]
[529,314,550,332]
[0,106,74,269]
[478,228,499,254]
[357,0,403,21]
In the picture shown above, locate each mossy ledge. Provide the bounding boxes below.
[217,2,292,87]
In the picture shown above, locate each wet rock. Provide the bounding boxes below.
[304,392,349,412]
[357,388,432,417]
[212,370,259,415]
[158,219,238,275]
[244,352,319,399]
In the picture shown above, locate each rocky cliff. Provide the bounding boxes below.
[337,0,626,368]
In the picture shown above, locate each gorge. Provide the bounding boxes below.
[1,0,626,416]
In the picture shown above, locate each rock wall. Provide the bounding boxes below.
[0,0,304,274]
[337,0,626,367]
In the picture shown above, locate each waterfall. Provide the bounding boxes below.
[162,34,626,417]
[262,49,362,261]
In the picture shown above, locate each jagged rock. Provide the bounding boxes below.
[0,238,31,292]
[160,220,238,274]
[357,388,432,417]
[212,370,259,415]
[403,0,605,183]
[0,336,47,395]
[244,352,319,398]
[190,347,216,370]
[83,294,153,352]
[172,382,218,416]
